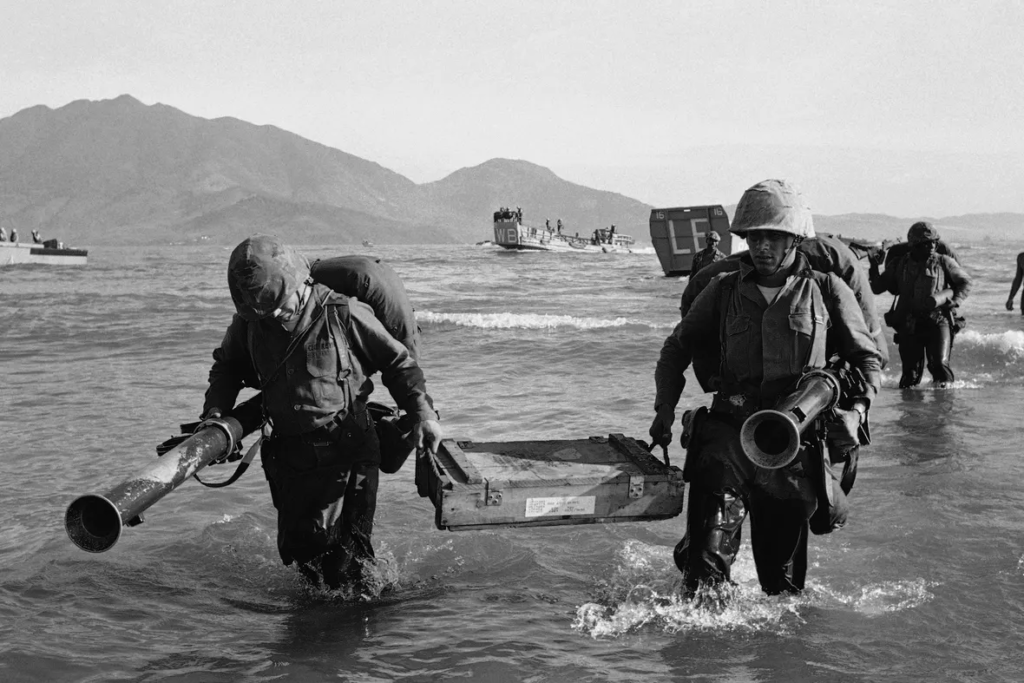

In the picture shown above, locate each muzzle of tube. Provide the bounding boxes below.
[739,369,841,469]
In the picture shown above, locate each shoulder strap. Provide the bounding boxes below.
[716,271,740,379]
[323,294,359,405]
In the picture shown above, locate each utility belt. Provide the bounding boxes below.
[709,391,775,422]
[272,408,372,445]
[262,409,378,479]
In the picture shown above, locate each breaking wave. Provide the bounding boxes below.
[879,328,1024,386]
[417,310,665,331]
[955,329,1024,361]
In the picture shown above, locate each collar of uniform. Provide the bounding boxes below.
[737,249,815,282]
[260,281,325,338]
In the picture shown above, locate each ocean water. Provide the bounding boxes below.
[2,241,1024,682]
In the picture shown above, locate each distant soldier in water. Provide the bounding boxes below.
[1006,252,1024,315]
[689,230,725,277]
[0,226,7,242]
[9,228,17,243]
[869,222,971,388]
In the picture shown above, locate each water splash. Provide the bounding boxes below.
[813,578,936,615]
[296,545,407,604]
[572,541,937,638]
[879,373,985,390]
[572,540,803,638]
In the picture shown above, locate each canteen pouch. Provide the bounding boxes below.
[808,438,850,536]
[367,402,418,474]
[883,295,900,328]
[679,406,709,482]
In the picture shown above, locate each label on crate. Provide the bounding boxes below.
[524,496,596,518]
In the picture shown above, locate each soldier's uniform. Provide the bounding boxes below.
[652,180,882,595]
[205,236,438,588]
[869,222,971,388]
[689,232,725,277]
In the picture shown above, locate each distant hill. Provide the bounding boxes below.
[0,96,651,246]
[0,95,1021,246]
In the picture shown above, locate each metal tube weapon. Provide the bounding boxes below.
[739,369,841,469]
[65,397,263,553]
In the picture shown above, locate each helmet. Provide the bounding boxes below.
[730,179,815,239]
[706,231,721,243]
[228,234,310,321]
[907,221,940,245]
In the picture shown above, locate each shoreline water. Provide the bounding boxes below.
[2,243,1023,682]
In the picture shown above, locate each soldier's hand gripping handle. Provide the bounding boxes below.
[827,405,864,452]
[414,419,443,456]
[649,405,675,449]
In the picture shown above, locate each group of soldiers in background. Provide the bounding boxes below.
[689,216,978,391]
[493,206,523,222]
[544,218,565,234]
[0,227,45,243]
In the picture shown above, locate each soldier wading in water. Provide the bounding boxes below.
[204,235,442,590]
[650,179,882,597]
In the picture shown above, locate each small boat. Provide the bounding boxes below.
[362,239,374,248]
[491,208,636,253]
[649,204,739,276]
[0,238,88,266]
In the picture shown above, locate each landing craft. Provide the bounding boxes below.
[491,207,638,253]
[649,204,738,277]
[0,238,88,266]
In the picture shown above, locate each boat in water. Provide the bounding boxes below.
[492,208,637,253]
[0,238,88,266]
[649,204,740,276]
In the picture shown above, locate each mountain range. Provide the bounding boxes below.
[0,95,1020,247]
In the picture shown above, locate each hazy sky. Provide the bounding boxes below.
[3,0,1022,216]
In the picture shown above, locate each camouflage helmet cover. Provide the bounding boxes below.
[228,234,310,321]
[706,230,721,243]
[907,221,940,245]
[730,179,815,239]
